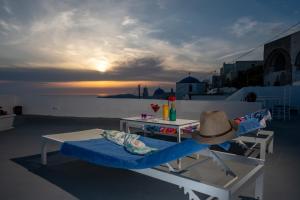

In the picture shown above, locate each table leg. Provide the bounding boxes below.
[142,125,147,137]
[177,128,181,143]
[120,120,124,131]
[120,120,130,133]
[177,128,182,169]
[126,122,130,133]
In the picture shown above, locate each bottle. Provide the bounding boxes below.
[162,104,169,120]
[169,102,176,121]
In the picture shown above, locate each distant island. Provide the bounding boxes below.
[97,87,175,99]
[98,94,139,99]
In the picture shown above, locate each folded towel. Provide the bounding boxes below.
[102,130,157,155]
[235,109,271,129]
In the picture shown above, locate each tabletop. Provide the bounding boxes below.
[121,116,199,126]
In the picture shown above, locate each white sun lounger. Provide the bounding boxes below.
[41,129,265,200]
[234,130,274,160]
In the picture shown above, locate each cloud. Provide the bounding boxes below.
[230,17,257,37]
[2,0,12,15]
[0,57,209,82]
[111,57,209,81]
[156,0,167,9]
[3,5,12,14]
[0,57,210,95]
[0,0,233,74]
[217,48,255,60]
[122,16,138,26]
[221,16,287,61]
[229,17,283,38]
[0,80,145,96]
[0,20,19,32]
[0,1,291,80]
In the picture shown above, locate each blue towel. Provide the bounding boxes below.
[61,137,209,169]
[235,119,261,136]
[60,118,263,169]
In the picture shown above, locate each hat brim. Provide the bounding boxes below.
[192,120,238,145]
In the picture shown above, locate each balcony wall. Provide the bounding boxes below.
[0,95,262,119]
[227,86,300,108]
[0,95,17,114]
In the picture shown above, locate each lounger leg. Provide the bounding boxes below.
[260,142,266,160]
[255,173,264,200]
[268,137,274,154]
[207,193,230,200]
[41,140,48,165]
[206,195,230,200]
[182,187,200,200]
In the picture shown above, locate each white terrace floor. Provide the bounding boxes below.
[0,115,300,200]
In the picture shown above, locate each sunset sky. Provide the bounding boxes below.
[0,0,300,95]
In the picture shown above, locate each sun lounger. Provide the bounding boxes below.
[234,130,274,160]
[41,129,264,200]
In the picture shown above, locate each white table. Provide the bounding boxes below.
[120,117,200,143]
[233,130,274,160]
[120,117,200,169]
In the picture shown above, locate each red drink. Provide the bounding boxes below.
[150,104,160,113]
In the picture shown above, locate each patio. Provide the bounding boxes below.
[0,115,299,199]
[0,116,300,200]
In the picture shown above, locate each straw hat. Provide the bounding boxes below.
[192,111,238,144]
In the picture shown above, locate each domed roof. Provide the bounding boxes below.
[177,76,200,83]
[153,87,165,96]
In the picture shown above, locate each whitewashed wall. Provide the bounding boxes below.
[227,86,300,108]
[0,95,17,114]
[14,95,261,119]
[191,95,228,101]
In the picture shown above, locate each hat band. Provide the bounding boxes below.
[198,122,233,138]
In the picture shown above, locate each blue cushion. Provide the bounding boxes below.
[60,119,262,169]
[61,137,209,169]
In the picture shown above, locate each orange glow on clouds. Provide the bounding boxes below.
[45,81,173,88]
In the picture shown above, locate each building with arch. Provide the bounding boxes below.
[264,31,300,86]
[152,87,166,99]
[176,75,207,100]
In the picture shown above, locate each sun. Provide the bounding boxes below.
[87,57,110,73]
[95,58,109,73]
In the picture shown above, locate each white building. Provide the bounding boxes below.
[220,61,263,84]
[176,76,207,100]
[264,30,300,86]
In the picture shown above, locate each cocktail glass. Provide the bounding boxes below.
[150,104,160,119]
